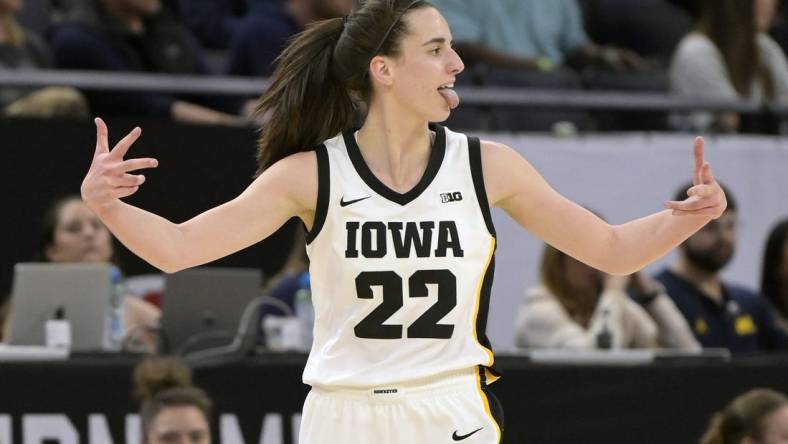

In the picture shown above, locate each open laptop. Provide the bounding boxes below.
[159,267,263,354]
[7,262,112,351]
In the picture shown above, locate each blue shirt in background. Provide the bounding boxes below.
[430,0,589,65]
[656,269,788,355]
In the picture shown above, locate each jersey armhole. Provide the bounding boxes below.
[468,137,496,237]
[305,144,329,245]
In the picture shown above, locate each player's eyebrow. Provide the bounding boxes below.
[422,37,451,46]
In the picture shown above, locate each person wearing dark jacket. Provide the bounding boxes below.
[50,0,242,124]
[656,183,788,354]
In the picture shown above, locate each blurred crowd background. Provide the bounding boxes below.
[3,0,788,443]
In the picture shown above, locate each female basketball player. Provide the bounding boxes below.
[80,1,726,442]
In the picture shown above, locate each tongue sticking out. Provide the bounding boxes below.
[438,88,460,109]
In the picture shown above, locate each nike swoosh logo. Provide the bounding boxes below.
[340,196,370,207]
[452,428,483,441]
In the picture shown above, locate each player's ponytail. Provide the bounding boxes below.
[254,0,434,175]
[698,388,788,444]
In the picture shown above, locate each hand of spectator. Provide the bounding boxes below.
[81,118,158,211]
[597,47,650,73]
[663,137,727,218]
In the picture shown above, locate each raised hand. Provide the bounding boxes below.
[81,118,158,211]
[663,137,727,218]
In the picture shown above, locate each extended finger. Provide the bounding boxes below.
[117,157,158,173]
[686,183,716,198]
[693,137,704,186]
[107,174,145,188]
[701,162,715,185]
[94,117,110,156]
[110,127,142,160]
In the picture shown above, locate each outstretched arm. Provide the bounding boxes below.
[483,137,726,275]
[81,118,316,273]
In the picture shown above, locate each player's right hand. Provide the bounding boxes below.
[81,117,158,211]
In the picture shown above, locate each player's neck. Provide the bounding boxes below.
[356,111,433,193]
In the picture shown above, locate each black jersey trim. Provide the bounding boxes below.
[342,124,446,206]
[468,136,496,237]
[476,254,498,372]
[305,144,329,245]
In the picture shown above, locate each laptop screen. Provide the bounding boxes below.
[8,263,112,351]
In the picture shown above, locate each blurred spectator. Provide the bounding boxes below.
[514,243,700,350]
[134,355,211,444]
[258,228,309,345]
[699,388,788,444]
[666,0,701,20]
[670,0,788,133]
[656,183,788,354]
[580,0,693,64]
[227,0,354,77]
[761,218,788,331]
[38,195,160,352]
[49,0,243,124]
[179,0,247,49]
[430,0,647,74]
[0,0,88,118]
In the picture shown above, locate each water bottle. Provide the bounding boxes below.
[103,266,126,351]
[45,306,72,349]
[595,308,613,350]
[294,273,313,351]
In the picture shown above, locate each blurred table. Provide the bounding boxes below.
[3,352,788,444]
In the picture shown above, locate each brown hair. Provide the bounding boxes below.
[254,0,433,175]
[699,388,788,444]
[761,219,788,319]
[540,244,601,320]
[697,0,774,98]
[133,356,212,444]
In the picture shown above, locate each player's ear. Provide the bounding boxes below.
[369,55,394,86]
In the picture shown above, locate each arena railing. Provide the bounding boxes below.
[0,69,778,114]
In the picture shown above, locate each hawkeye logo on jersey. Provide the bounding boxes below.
[440,191,463,203]
[345,221,464,258]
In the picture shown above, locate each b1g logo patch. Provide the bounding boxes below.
[440,192,463,203]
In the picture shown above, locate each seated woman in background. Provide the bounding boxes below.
[133,355,212,444]
[0,0,88,118]
[699,388,788,444]
[669,0,788,133]
[761,218,788,332]
[515,243,700,350]
[38,195,160,351]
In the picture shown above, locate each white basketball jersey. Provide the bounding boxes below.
[303,124,498,387]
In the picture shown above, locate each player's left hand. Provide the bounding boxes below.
[663,137,727,218]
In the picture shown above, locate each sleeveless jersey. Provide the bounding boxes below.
[303,124,498,387]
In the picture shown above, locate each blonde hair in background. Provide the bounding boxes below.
[699,388,788,444]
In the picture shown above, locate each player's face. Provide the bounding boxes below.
[147,406,210,444]
[755,0,778,33]
[386,7,464,122]
[758,405,788,444]
[46,199,114,263]
[681,210,737,273]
